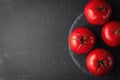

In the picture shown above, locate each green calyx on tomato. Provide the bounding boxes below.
[72,35,88,46]
[97,6,105,11]
[81,36,88,45]
[114,29,120,35]
[96,60,105,67]
[96,60,105,72]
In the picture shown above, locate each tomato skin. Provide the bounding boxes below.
[84,0,112,25]
[102,21,120,47]
[68,27,96,54]
[86,48,114,76]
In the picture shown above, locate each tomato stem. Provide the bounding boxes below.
[96,60,105,71]
[81,37,87,44]
[97,6,105,11]
[115,29,120,35]
[99,60,104,66]
[72,35,88,47]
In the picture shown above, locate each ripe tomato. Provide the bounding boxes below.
[84,0,112,25]
[102,21,120,47]
[86,48,114,76]
[68,27,96,54]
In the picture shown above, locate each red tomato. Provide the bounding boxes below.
[68,27,96,54]
[102,21,120,47]
[84,0,112,25]
[86,48,114,76]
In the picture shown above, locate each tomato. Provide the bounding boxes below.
[84,0,112,25]
[86,48,114,76]
[68,27,96,54]
[102,21,120,47]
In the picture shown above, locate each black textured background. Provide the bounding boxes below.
[0,0,119,80]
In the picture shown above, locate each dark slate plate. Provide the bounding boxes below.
[68,12,120,77]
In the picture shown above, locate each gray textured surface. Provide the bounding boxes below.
[0,0,119,80]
